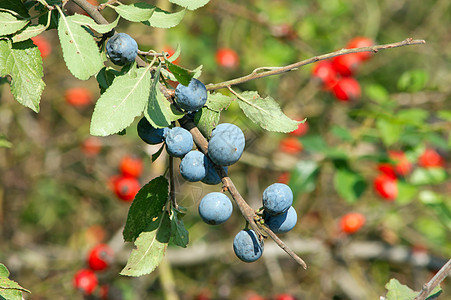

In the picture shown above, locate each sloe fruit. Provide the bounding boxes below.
[106,33,138,66]
[201,157,228,185]
[233,229,264,263]
[208,123,245,166]
[174,78,208,112]
[180,151,206,182]
[198,192,233,225]
[264,206,297,234]
[262,183,293,215]
[164,127,193,157]
[137,117,167,145]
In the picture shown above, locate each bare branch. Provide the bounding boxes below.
[414,258,451,300]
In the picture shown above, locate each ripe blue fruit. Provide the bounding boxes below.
[106,33,138,66]
[180,151,206,182]
[233,230,264,263]
[198,192,233,225]
[201,157,228,185]
[262,183,293,215]
[208,123,245,166]
[264,206,297,234]
[174,78,208,112]
[137,117,167,144]
[164,127,193,157]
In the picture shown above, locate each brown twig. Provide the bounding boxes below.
[414,258,451,300]
[168,156,178,211]
[206,38,426,91]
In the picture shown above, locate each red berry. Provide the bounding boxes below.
[275,294,297,300]
[87,244,114,271]
[73,269,98,295]
[311,61,338,90]
[347,37,374,61]
[119,155,143,178]
[81,136,102,156]
[388,150,412,176]
[64,87,93,107]
[277,172,290,184]
[377,163,397,179]
[113,175,141,202]
[289,120,309,137]
[31,36,52,59]
[418,148,445,168]
[340,212,366,234]
[279,137,303,154]
[163,46,180,65]
[216,48,240,69]
[373,174,398,201]
[331,54,361,77]
[332,77,361,101]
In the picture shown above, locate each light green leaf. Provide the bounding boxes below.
[0,12,28,36]
[0,136,12,148]
[0,264,9,278]
[144,8,186,28]
[396,181,417,205]
[110,3,155,22]
[170,210,189,248]
[437,110,451,121]
[289,160,319,199]
[120,211,171,277]
[0,40,45,112]
[12,24,46,42]
[410,167,447,185]
[377,118,402,146]
[0,263,31,296]
[206,93,232,112]
[194,107,220,138]
[57,12,104,80]
[236,91,300,132]
[169,0,210,10]
[385,278,417,300]
[69,14,119,34]
[90,66,152,136]
[333,168,366,203]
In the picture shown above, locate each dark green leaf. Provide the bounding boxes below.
[194,107,220,139]
[333,168,366,203]
[331,125,353,142]
[0,0,30,18]
[289,160,319,199]
[152,144,165,162]
[170,210,189,247]
[164,59,195,86]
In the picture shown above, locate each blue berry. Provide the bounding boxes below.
[233,230,264,263]
[164,127,193,157]
[262,183,293,215]
[179,151,206,182]
[137,117,167,144]
[264,206,297,234]
[198,192,233,225]
[201,157,228,185]
[174,78,208,112]
[208,123,245,166]
[106,33,138,66]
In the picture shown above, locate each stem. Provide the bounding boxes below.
[414,258,451,300]
[168,156,178,211]
[206,38,426,91]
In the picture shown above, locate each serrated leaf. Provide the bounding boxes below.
[0,0,30,19]
[385,279,417,300]
[206,93,232,112]
[194,107,220,138]
[69,14,119,34]
[144,8,186,28]
[164,59,195,86]
[0,12,28,36]
[169,0,210,10]
[111,3,155,22]
[333,168,367,203]
[91,66,151,136]
[120,211,171,277]
[0,263,30,295]
[236,91,300,132]
[170,210,189,247]
[144,66,184,128]
[12,24,46,42]
[0,40,45,112]
[123,176,169,242]
[57,13,104,80]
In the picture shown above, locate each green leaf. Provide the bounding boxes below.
[169,0,210,10]
[57,13,104,80]
[0,263,31,297]
[397,69,429,92]
[299,135,329,153]
[144,8,186,28]
[120,211,171,277]
[385,278,417,300]
[289,160,319,199]
[123,176,169,242]
[377,118,402,146]
[0,12,28,36]
[396,108,429,126]
[0,264,9,278]
[0,0,30,19]
[333,168,366,203]
[12,24,46,42]
[194,107,220,138]
[96,67,117,93]
[331,125,353,142]
[206,93,232,112]
[110,3,155,22]
[152,144,165,162]
[437,110,451,121]
[396,181,417,204]
[164,59,195,86]
[144,66,184,128]
[365,83,389,103]
[0,136,12,148]
[410,167,447,185]
[236,91,300,132]
[0,40,45,112]
[69,14,119,34]
[170,210,189,248]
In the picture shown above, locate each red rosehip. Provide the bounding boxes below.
[373,174,398,201]
[81,136,102,157]
[31,36,52,59]
[347,36,374,61]
[119,155,143,178]
[331,53,361,77]
[289,120,309,137]
[275,294,297,300]
[113,175,140,202]
[279,137,303,154]
[73,269,98,295]
[311,61,338,90]
[216,48,240,69]
[377,163,397,179]
[163,45,180,65]
[418,148,445,168]
[87,244,114,271]
[332,77,361,101]
[388,150,412,176]
[340,212,366,234]
[64,87,93,107]
[277,172,290,184]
